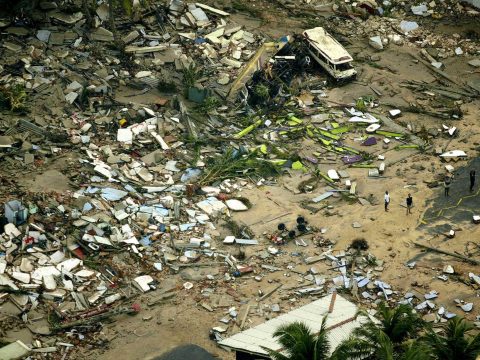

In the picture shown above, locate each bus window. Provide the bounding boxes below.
[336,62,352,71]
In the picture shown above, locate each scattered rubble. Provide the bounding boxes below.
[0,0,479,358]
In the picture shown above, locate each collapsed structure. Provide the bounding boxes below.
[0,0,479,358]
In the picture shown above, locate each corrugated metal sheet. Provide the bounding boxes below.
[219,293,367,356]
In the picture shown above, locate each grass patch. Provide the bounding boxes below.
[0,84,27,111]
[195,96,221,114]
[182,63,202,90]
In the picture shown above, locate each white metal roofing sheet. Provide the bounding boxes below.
[218,294,365,356]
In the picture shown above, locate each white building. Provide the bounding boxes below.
[219,293,368,360]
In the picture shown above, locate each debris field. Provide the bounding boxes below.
[0,0,479,359]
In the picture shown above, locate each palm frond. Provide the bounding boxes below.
[400,341,431,360]
[375,302,424,345]
[313,317,331,360]
[423,317,480,360]
[331,336,376,360]
[465,332,480,360]
[375,331,394,360]
[261,346,291,360]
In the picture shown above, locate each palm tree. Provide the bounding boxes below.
[373,302,425,344]
[423,317,480,360]
[331,302,426,360]
[262,317,331,360]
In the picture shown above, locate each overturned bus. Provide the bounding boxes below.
[302,27,357,81]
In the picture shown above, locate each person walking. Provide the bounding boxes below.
[384,191,390,212]
[444,174,452,197]
[406,194,413,215]
[470,170,476,192]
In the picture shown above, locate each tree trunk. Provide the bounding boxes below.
[108,0,120,46]
[82,0,93,28]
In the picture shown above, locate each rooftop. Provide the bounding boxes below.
[302,27,354,64]
[218,293,367,357]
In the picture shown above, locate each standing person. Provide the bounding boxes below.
[470,170,476,192]
[406,194,413,215]
[444,174,452,197]
[384,191,390,212]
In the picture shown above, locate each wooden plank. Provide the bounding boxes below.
[124,45,168,54]
[258,284,282,302]
[195,3,230,16]
[240,304,251,329]
[349,182,357,195]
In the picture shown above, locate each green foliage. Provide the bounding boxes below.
[0,84,28,112]
[356,96,376,112]
[423,317,480,360]
[121,0,133,15]
[332,302,425,360]
[271,305,480,360]
[200,147,280,185]
[182,63,202,89]
[254,83,270,100]
[195,96,221,114]
[263,318,331,360]
[355,98,367,112]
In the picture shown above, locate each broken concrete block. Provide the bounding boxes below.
[50,11,83,24]
[217,73,230,85]
[117,128,133,143]
[399,20,419,33]
[20,258,34,272]
[196,197,227,216]
[36,30,51,42]
[443,265,454,274]
[225,199,248,211]
[3,42,22,52]
[468,59,480,68]
[11,271,30,283]
[65,92,78,104]
[91,27,114,42]
[369,36,383,50]
[133,275,154,292]
[43,275,57,290]
[0,340,31,360]
[135,70,152,78]
[327,169,340,181]
[221,58,242,68]
[123,30,140,44]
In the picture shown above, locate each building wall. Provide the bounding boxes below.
[236,351,270,360]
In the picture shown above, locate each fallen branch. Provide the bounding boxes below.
[52,307,137,331]
[258,283,283,302]
[413,242,480,265]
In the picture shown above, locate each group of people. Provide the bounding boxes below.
[383,169,476,215]
[383,191,413,215]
